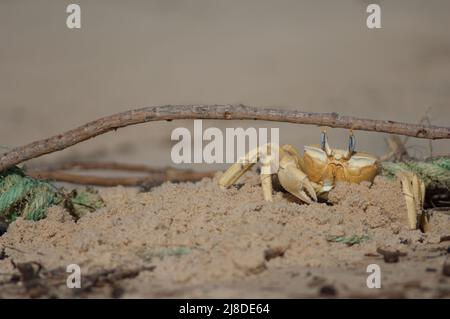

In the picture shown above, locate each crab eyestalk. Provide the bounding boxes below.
[320,130,333,156]
[344,130,356,160]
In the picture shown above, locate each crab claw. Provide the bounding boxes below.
[278,161,317,204]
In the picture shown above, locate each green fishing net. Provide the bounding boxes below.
[0,166,104,226]
[381,157,450,189]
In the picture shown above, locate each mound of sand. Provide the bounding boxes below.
[0,173,449,298]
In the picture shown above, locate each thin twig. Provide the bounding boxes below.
[1,104,450,171]
[27,170,214,187]
[31,161,174,173]
[380,135,411,162]
[381,106,436,162]
[27,162,215,187]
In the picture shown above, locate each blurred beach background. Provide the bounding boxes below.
[1,0,449,171]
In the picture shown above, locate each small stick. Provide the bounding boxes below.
[1,104,450,171]
[381,135,411,162]
[27,166,215,187]
[31,161,189,174]
[27,170,164,187]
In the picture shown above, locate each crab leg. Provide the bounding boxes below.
[218,156,256,188]
[219,143,318,203]
[260,173,273,201]
[398,172,425,230]
[218,144,277,188]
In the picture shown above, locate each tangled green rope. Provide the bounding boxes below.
[0,167,104,225]
[381,157,450,189]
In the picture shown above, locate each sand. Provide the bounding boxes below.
[1,0,450,299]
[1,172,449,298]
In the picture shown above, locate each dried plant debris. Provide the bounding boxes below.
[1,260,155,298]
[326,235,369,246]
[138,247,192,262]
[62,187,105,220]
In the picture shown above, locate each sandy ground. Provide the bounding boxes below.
[1,172,449,298]
[1,0,450,299]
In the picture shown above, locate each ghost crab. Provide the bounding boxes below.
[219,130,426,230]
[219,130,379,203]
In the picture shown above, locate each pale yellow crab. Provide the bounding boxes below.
[219,130,426,230]
[219,130,380,203]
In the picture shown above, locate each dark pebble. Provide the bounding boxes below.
[264,247,285,261]
[0,221,8,236]
[443,258,450,277]
[0,248,7,260]
[319,285,337,297]
[376,248,406,263]
[233,183,245,190]
[440,235,450,242]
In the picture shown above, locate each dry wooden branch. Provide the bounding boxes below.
[1,104,450,171]
[27,170,214,187]
[27,170,164,187]
[30,161,189,174]
[27,161,215,187]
